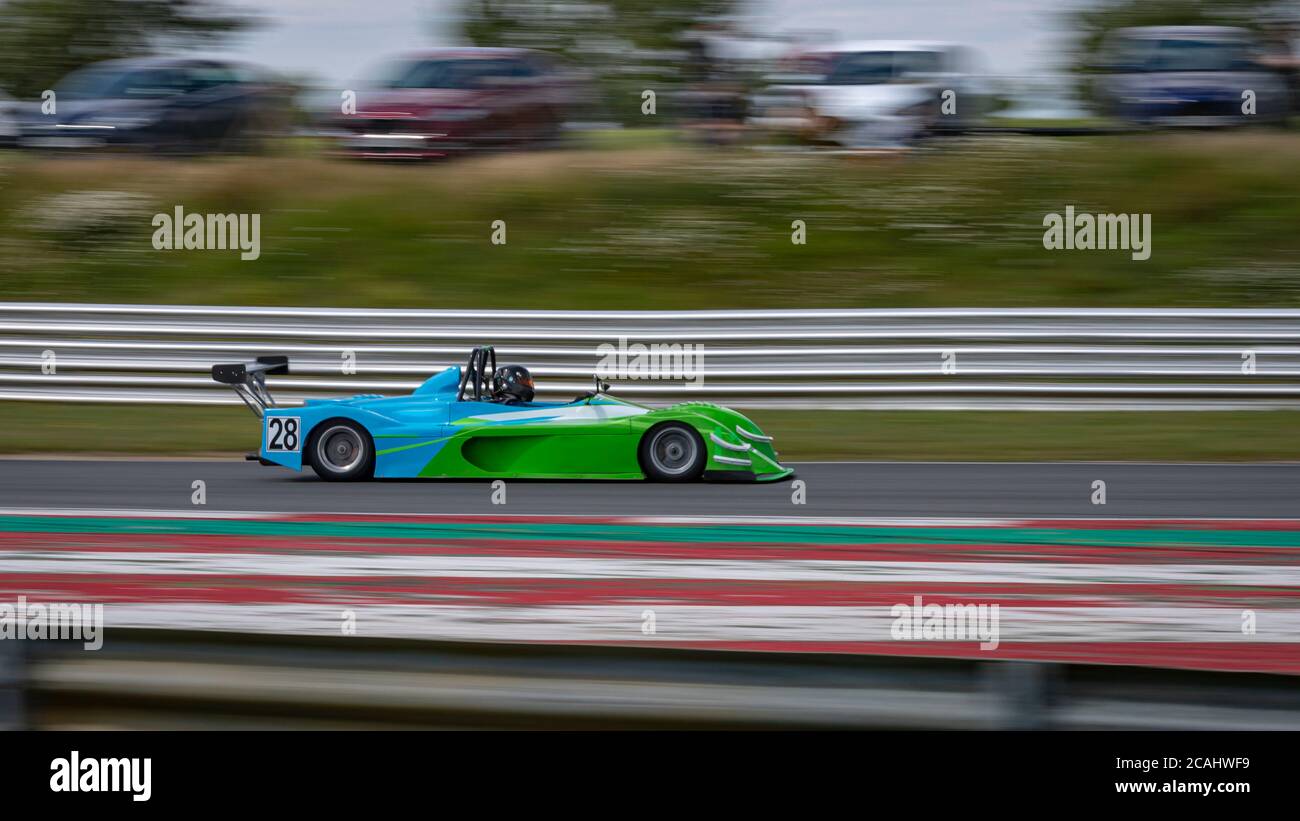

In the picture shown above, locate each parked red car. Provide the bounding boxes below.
[326,48,588,159]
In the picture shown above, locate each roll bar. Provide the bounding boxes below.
[456,346,496,402]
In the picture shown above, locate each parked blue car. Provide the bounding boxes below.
[17,57,289,153]
[1097,26,1289,127]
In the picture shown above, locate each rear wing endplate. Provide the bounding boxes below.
[211,356,289,418]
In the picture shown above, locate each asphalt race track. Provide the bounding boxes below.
[5,459,1300,674]
[1,459,1297,518]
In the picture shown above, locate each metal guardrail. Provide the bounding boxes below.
[19,630,1300,730]
[2,302,1299,410]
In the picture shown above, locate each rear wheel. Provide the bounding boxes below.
[639,423,705,482]
[307,420,374,481]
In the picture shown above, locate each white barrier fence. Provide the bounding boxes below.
[1,303,1298,410]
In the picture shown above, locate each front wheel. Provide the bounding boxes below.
[639,423,705,482]
[307,420,375,481]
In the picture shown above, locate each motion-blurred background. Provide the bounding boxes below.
[2,0,1300,456]
[3,0,1300,309]
[2,0,1300,730]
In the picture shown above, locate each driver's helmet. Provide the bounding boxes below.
[491,365,535,404]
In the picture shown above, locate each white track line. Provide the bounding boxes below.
[1,506,1298,526]
[91,603,1300,644]
[3,552,1298,586]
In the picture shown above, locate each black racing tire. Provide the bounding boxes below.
[307,418,375,482]
[638,422,706,482]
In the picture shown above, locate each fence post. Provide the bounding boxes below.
[985,661,1056,730]
[0,638,26,730]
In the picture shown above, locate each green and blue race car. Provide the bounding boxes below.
[213,346,793,483]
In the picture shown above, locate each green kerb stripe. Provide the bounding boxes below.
[0,515,1297,547]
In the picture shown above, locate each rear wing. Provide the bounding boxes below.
[211,356,289,418]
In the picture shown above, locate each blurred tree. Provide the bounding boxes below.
[456,0,743,124]
[0,0,254,97]
[1069,0,1298,67]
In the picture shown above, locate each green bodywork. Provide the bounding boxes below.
[404,397,790,481]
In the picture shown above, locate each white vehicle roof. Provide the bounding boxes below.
[805,40,958,55]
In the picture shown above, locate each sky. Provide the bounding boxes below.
[213,0,1077,87]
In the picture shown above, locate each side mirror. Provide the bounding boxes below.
[583,376,610,403]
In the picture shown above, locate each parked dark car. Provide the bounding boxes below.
[324,48,588,159]
[1096,26,1289,127]
[17,57,290,153]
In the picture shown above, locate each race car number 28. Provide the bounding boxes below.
[266,417,301,452]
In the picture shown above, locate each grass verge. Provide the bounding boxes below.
[3,131,1300,308]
